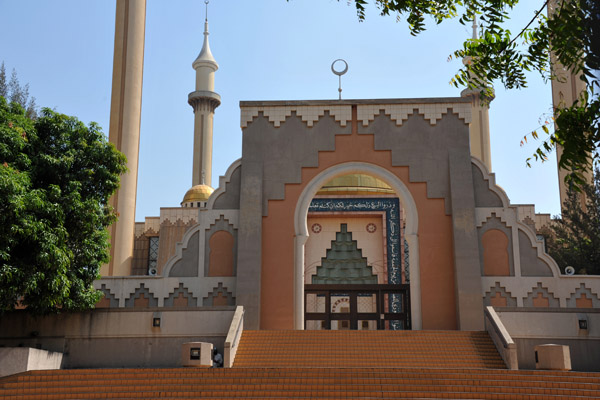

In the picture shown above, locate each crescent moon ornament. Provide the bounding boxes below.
[331,59,348,76]
[331,59,348,100]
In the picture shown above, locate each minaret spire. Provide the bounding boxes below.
[461,14,494,172]
[194,1,217,70]
[182,0,220,208]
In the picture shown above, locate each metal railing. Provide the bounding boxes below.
[304,284,410,330]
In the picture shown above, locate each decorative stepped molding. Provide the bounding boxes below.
[241,105,352,128]
[240,103,472,129]
[357,103,471,126]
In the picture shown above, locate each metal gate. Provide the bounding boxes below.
[304,284,410,330]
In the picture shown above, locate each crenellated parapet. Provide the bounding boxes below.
[240,98,471,129]
[94,276,236,308]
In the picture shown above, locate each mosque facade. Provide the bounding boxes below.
[1,0,599,372]
[96,1,599,331]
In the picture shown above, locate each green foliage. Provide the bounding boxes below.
[0,96,127,314]
[340,0,600,185]
[546,169,600,275]
[0,63,7,99]
[1,62,38,119]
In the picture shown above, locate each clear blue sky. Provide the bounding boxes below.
[0,0,559,221]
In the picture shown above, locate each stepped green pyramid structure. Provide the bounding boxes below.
[312,224,378,285]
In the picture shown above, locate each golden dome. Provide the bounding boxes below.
[181,184,214,205]
[316,174,394,196]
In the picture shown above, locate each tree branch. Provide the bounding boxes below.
[499,0,549,54]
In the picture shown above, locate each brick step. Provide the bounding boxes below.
[237,340,499,345]
[4,377,600,392]
[232,362,508,368]
[234,330,505,368]
[233,359,507,368]
[4,373,600,391]
[237,350,500,354]
[4,368,600,400]
[6,367,600,383]
[4,386,600,400]
[234,341,502,351]
[238,343,500,347]
[235,351,502,356]
[111,397,599,400]
[4,379,600,396]
[234,352,504,357]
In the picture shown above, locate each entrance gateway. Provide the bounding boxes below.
[293,162,422,330]
[303,193,411,330]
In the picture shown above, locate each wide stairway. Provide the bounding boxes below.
[233,330,506,369]
[2,330,600,399]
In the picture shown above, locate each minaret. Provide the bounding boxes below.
[182,0,220,208]
[103,0,146,276]
[547,0,592,209]
[461,17,494,172]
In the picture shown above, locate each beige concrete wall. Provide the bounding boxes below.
[516,337,600,372]
[0,308,234,368]
[496,308,600,371]
[496,309,600,339]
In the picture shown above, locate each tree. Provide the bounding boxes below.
[341,0,600,187]
[1,62,38,119]
[0,96,127,314]
[0,63,7,99]
[546,169,600,274]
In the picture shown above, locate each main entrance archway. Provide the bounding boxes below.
[294,162,421,330]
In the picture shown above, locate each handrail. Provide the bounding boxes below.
[223,306,244,368]
[484,306,518,370]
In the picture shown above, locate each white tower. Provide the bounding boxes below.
[182,1,220,207]
[461,18,494,172]
[103,0,147,276]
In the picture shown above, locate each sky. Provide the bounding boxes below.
[0,0,560,221]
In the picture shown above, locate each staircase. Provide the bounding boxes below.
[233,330,506,369]
[2,366,600,399]
[2,330,600,399]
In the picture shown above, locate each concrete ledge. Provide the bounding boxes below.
[494,307,600,313]
[240,97,470,107]
[0,347,63,378]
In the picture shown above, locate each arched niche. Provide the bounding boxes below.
[293,162,421,329]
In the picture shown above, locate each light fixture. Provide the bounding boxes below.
[579,319,588,330]
[152,311,162,328]
[190,348,201,360]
